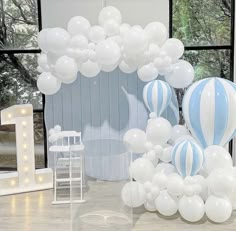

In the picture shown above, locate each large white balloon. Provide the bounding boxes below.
[46,28,70,54]
[129,158,155,183]
[137,63,158,82]
[167,174,184,197]
[205,195,232,223]
[179,195,205,222]
[204,145,233,174]
[155,190,178,216]
[146,117,172,145]
[96,40,121,66]
[80,60,101,78]
[121,182,146,208]
[89,26,106,43]
[38,29,50,53]
[165,60,194,89]
[145,22,168,46]
[67,16,91,37]
[55,56,78,82]
[119,61,136,74]
[37,72,61,95]
[98,6,122,26]
[123,129,147,153]
[162,38,184,62]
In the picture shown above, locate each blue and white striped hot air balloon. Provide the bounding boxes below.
[143,80,172,117]
[182,77,236,148]
[172,140,204,177]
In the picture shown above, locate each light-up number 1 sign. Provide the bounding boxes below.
[0,104,53,196]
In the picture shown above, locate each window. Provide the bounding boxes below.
[0,0,46,170]
[170,0,235,152]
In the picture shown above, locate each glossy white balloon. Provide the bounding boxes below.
[119,61,136,74]
[167,174,184,196]
[170,125,190,144]
[80,60,101,78]
[103,19,120,36]
[67,16,91,37]
[98,6,122,26]
[89,26,105,43]
[38,29,50,53]
[137,63,158,82]
[155,163,176,175]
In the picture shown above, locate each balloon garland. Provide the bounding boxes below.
[37,6,236,224]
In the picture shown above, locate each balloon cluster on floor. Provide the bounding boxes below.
[122,77,236,223]
[36,6,194,95]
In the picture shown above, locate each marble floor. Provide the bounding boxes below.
[0,189,236,231]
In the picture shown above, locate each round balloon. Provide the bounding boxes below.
[182,77,236,148]
[119,61,136,74]
[143,80,172,117]
[171,140,204,177]
[98,6,122,26]
[89,26,105,43]
[137,63,159,82]
[38,29,50,53]
[67,16,91,37]
[79,60,101,78]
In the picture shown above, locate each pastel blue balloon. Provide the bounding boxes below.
[182,77,236,148]
[172,140,204,177]
[143,80,172,117]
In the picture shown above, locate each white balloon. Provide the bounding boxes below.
[137,63,158,82]
[54,125,61,133]
[179,195,205,222]
[146,117,172,145]
[145,22,168,46]
[67,16,91,37]
[204,145,233,174]
[103,19,120,36]
[165,60,194,89]
[123,27,148,56]
[80,60,101,78]
[119,61,136,74]
[121,182,146,208]
[152,173,168,189]
[129,158,155,183]
[69,35,88,50]
[144,200,156,212]
[55,56,78,82]
[174,135,197,144]
[89,26,106,43]
[98,6,122,26]
[38,53,50,71]
[123,129,147,153]
[169,125,190,144]
[160,144,173,163]
[147,43,161,60]
[46,28,70,54]
[193,175,208,201]
[155,163,176,175]
[167,174,184,196]
[38,28,50,53]
[96,40,121,66]
[102,63,118,72]
[155,190,178,216]
[120,23,131,37]
[205,195,232,223]
[37,72,61,95]
[162,38,184,62]
[107,35,123,46]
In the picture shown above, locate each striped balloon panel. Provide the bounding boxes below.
[182,77,236,148]
[171,140,204,177]
[143,80,172,116]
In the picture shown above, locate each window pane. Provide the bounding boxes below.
[0,112,45,170]
[173,0,231,46]
[0,0,39,49]
[0,53,42,109]
[183,49,231,81]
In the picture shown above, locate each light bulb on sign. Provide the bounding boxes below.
[23,133,27,138]
[10,180,16,186]
[23,155,28,161]
[22,121,27,127]
[8,114,12,119]
[23,144,27,149]
[21,109,26,114]
[24,166,29,172]
[38,177,43,182]
[24,178,29,184]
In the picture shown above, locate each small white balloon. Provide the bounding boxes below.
[144,181,152,193]
[167,173,184,197]
[205,195,232,223]
[165,60,194,89]
[89,26,106,43]
[129,158,155,183]
[119,61,136,74]
[155,190,178,216]
[54,125,61,133]
[123,129,147,153]
[38,29,50,53]
[37,72,61,95]
[152,173,168,189]
[162,38,184,62]
[121,182,146,208]
[98,6,122,26]
[155,163,176,175]
[80,60,101,78]
[179,195,205,222]
[160,145,173,163]
[193,175,208,201]
[38,53,50,71]
[137,63,159,82]
[67,16,91,37]
[144,200,156,212]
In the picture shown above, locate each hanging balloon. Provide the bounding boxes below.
[143,80,172,117]
[182,77,236,148]
[171,140,204,177]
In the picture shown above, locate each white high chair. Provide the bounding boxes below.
[49,130,85,204]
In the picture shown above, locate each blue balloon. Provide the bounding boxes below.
[182,77,236,148]
[143,80,172,117]
[172,140,204,177]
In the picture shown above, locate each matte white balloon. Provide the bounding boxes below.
[80,60,101,78]
[165,60,194,89]
[205,195,232,223]
[204,145,233,174]
[123,129,147,153]
[129,158,155,183]
[119,61,136,74]
[162,38,184,62]
[137,63,158,82]
[152,173,168,189]
[160,145,173,163]
[67,16,91,37]
[144,201,156,212]
[179,195,205,222]
[98,6,122,26]
[37,72,61,95]
[155,163,176,175]
[145,22,168,46]
[167,173,184,196]
[103,19,120,36]
[121,182,146,208]
[193,175,208,201]
[46,28,70,54]
[38,29,50,53]
[89,26,106,43]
